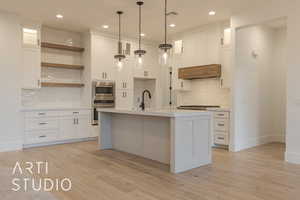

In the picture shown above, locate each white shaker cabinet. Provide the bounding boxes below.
[116,57,134,90]
[22,48,41,89]
[23,109,94,147]
[21,25,41,89]
[91,34,117,80]
[60,117,77,140]
[115,90,133,110]
[133,44,158,79]
[220,48,232,89]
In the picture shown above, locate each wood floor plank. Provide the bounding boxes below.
[0,142,299,200]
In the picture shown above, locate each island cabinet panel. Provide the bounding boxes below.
[170,116,212,173]
[178,64,221,80]
[98,110,213,173]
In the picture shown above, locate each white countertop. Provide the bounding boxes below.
[20,106,91,112]
[97,108,212,117]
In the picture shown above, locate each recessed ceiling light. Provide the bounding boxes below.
[140,33,146,37]
[209,11,216,16]
[169,24,176,28]
[102,25,109,29]
[56,14,63,19]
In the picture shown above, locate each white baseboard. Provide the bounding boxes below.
[23,137,98,149]
[285,152,300,164]
[233,134,285,152]
[0,140,23,152]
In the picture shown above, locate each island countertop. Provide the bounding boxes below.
[97,108,212,118]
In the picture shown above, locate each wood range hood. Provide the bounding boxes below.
[178,64,221,80]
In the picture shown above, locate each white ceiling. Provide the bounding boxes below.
[0,0,273,42]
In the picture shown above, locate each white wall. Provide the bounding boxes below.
[271,28,287,142]
[234,25,286,151]
[230,0,300,164]
[0,11,23,151]
[170,22,231,107]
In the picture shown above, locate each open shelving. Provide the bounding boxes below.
[41,62,84,70]
[41,82,85,88]
[41,42,85,52]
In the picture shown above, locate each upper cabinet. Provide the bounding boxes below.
[21,24,41,89]
[22,25,41,49]
[133,44,159,79]
[220,23,233,89]
[91,34,117,80]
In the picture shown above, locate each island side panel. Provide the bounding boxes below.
[99,112,112,149]
[170,115,212,173]
[111,114,170,164]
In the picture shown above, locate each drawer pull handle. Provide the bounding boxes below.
[39,122,48,125]
[73,112,79,114]
[217,137,225,140]
[39,135,47,138]
[38,113,46,115]
[218,114,225,116]
[218,123,225,126]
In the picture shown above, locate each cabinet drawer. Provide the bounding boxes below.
[214,112,229,119]
[214,133,229,145]
[24,130,58,145]
[25,111,60,118]
[25,118,59,131]
[214,118,229,132]
[60,110,91,116]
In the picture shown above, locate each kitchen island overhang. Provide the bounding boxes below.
[97,108,213,173]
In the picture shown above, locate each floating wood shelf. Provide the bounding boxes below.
[41,62,84,70]
[41,82,84,88]
[41,42,85,52]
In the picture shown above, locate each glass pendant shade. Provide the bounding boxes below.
[159,49,172,66]
[114,11,126,69]
[158,0,173,67]
[134,1,146,68]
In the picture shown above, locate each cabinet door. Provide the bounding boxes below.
[116,57,133,90]
[60,118,77,140]
[115,90,133,110]
[92,35,117,80]
[76,116,92,139]
[220,48,232,89]
[22,26,40,49]
[22,48,41,89]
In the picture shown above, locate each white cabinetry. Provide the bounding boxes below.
[23,109,94,147]
[172,51,191,91]
[220,25,232,89]
[91,34,117,80]
[21,25,41,89]
[115,90,133,110]
[220,49,232,89]
[133,44,158,79]
[213,111,230,146]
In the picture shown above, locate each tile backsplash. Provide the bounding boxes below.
[176,79,231,108]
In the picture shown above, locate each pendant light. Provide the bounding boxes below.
[159,0,173,65]
[114,11,126,69]
[134,1,146,67]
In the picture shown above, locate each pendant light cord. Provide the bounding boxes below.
[139,4,142,50]
[164,0,167,45]
[119,13,121,54]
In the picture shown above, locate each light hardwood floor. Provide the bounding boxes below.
[0,141,299,200]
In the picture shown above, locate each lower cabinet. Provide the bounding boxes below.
[24,109,94,146]
[213,111,230,146]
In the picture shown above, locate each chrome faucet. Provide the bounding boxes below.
[140,90,152,111]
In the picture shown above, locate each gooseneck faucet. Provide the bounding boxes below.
[140,90,152,111]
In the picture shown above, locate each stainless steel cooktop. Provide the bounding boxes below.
[177,105,220,110]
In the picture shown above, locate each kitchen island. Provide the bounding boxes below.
[97,108,213,173]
